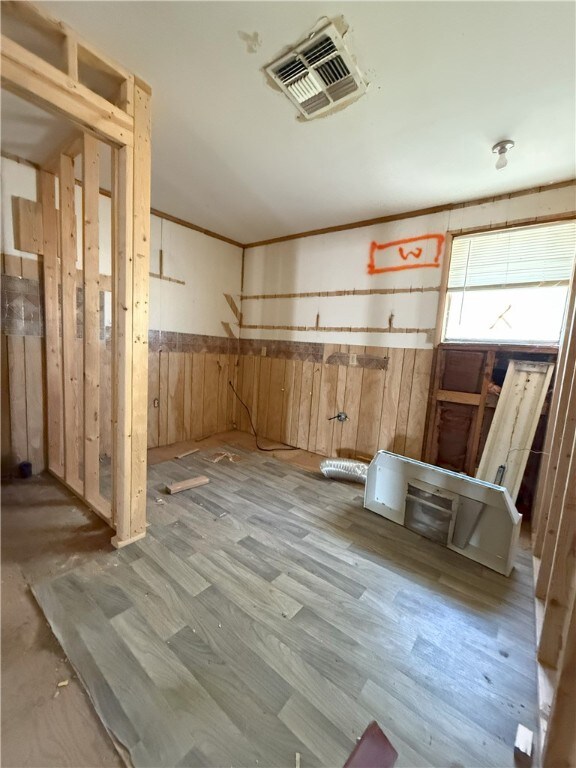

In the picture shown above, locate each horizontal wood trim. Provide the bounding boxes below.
[242,286,440,301]
[440,342,559,354]
[1,36,133,147]
[149,272,185,286]
[447,211,576,239]
[436,389,482,406]
[149,206,243,249]
[447,279,571,293]
[241,324,434,335]
[243,181,576,249]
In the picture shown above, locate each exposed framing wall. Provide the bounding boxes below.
[531,259,576,767]
[1,1,151,547]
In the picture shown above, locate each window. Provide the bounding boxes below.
[443,221,576,344]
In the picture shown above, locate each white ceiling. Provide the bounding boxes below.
[3,1,576,244]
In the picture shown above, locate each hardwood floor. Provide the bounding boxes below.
[33,441,538,767]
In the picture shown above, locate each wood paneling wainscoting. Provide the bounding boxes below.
[147,345,239,448]
[236,340,433,460]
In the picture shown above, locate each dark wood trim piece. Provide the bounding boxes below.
[243,180,576,249]
[240,323,434,335]
[242,286,439,301]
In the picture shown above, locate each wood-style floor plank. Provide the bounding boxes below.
[33,444,537,767]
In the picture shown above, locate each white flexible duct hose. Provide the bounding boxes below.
[319,458,369,484]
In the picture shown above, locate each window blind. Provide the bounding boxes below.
[448,221,576,290]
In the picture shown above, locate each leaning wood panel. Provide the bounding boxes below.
[40,170,64,476]
[477,360,554,500]
[82,133,102,507]
[59,153,81,493]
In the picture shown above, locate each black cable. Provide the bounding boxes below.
[228,380,298,452]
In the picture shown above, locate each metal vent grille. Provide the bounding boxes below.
[287,75,322,104]
[275,57,307,84]
[316,55,350,86]
[301,92,330,115]
[265,22,367,119]
[302,35,337,65]
[327,75,358,101]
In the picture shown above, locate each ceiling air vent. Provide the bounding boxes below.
[265,23,367,119]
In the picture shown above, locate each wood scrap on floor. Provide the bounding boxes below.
[207,451,242,464]
[165,476,210,494]
[514,724,533,765]
[175,448,200,459]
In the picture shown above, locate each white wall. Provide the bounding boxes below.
[1,156,243,336]
[242,184,576,349]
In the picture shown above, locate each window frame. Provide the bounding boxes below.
[435,214,576,350]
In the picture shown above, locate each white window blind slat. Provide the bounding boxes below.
[448,221,576,290]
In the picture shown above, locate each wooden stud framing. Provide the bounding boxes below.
[82,133,111,518]
[59,153,81,493]
[1,35,133,147]
[2,2,151,546]
[127,79,152,542]
[531,259,576,767]
[40,171,64,476]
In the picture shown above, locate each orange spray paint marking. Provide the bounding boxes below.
[399,246,422,260]
[368,234,445,275]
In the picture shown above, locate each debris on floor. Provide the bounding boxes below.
[165,476,210,494]
[207,451,242,464]
[175,448,200,459]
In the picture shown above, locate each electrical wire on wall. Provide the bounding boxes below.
[228,381,298,452]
